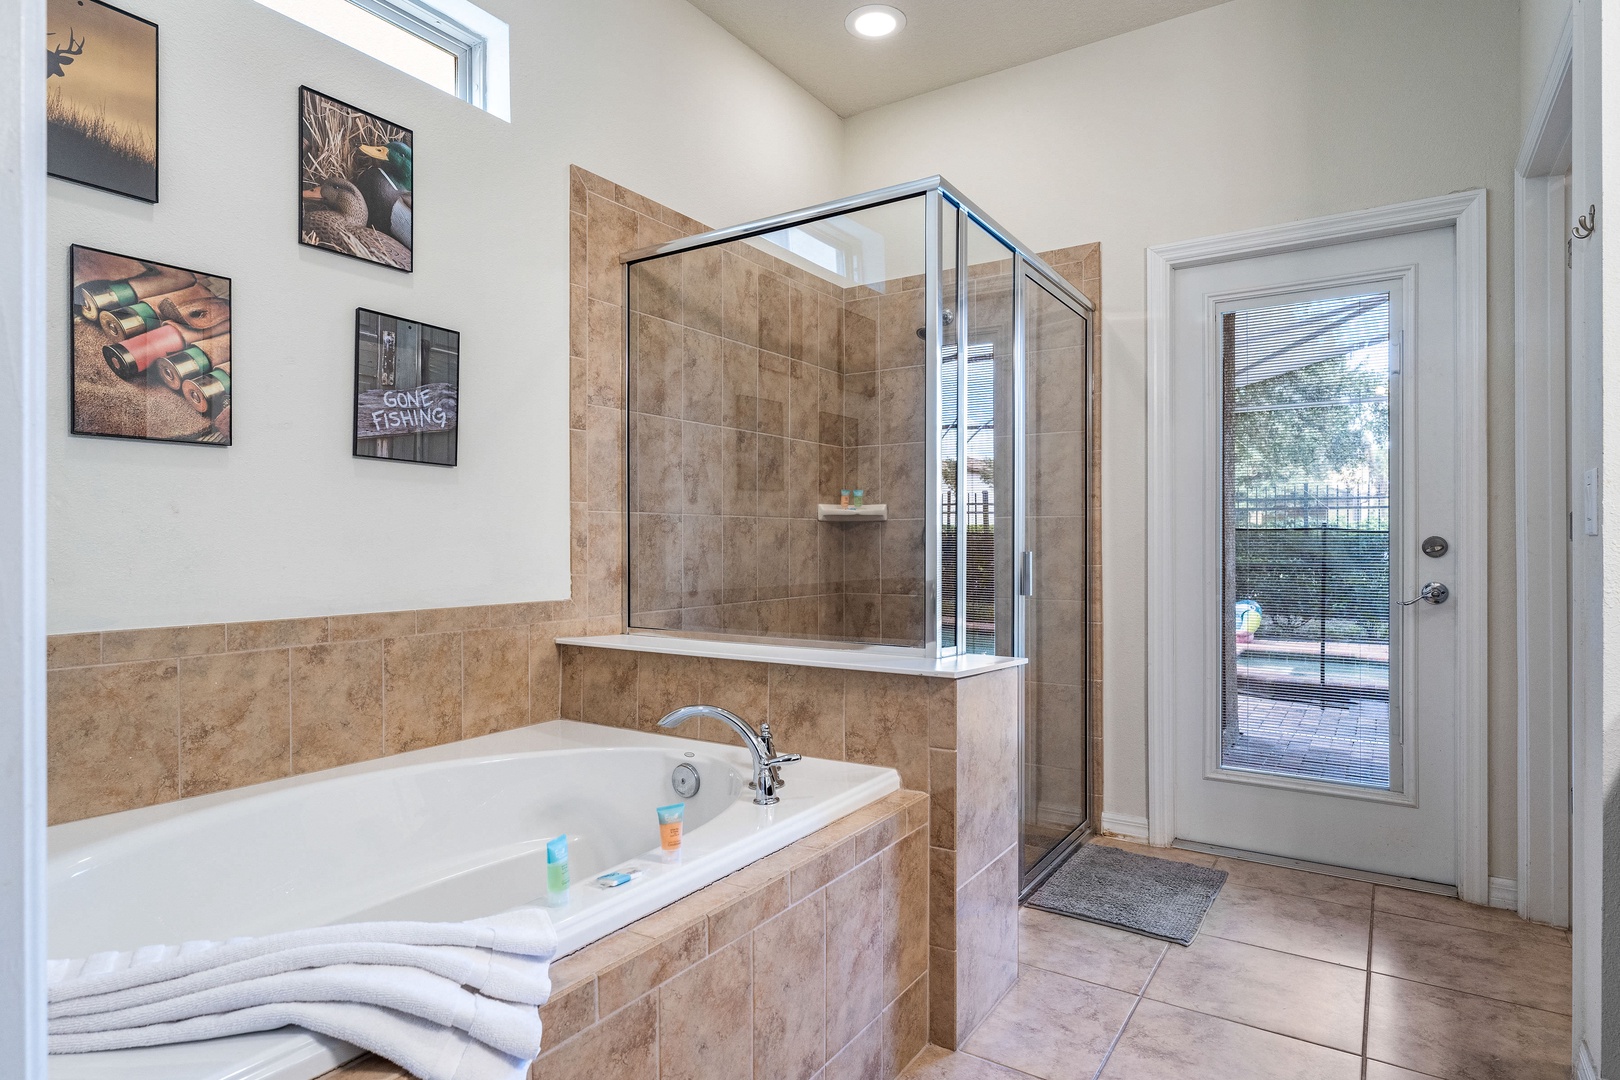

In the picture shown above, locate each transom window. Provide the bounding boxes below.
[254,0,510,119]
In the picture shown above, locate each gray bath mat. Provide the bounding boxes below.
[1027,844,1227,945]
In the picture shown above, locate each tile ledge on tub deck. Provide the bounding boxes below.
[555,633,1028,679]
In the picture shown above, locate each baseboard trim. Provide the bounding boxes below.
[1488,876,1518,910]
[1577,1039,1598,1080]
[1100,812,1149,840]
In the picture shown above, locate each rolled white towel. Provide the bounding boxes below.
[49,1000,530,1080]
[48,908,555,1002]
[49,964,544,1060]
[51,942,550,1018]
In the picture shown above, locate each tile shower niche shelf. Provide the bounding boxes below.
[817,503,888,521]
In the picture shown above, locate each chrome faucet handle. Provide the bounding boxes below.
[759,723,789,791]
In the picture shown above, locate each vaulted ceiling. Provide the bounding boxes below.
[685,0,1234,116]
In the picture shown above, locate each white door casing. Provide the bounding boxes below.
[1146,191,1489,903]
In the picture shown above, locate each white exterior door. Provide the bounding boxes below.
[1161,223,1469,884]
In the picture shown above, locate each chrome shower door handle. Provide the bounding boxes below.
[1396,581,1449,607]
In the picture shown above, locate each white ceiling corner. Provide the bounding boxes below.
[686,0,1233,117]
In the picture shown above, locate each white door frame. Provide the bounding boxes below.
[1146,190,1491,905]
[1515,15,1574,929]
[0,0,50,1072]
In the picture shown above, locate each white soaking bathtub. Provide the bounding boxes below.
[47,719,899,1080]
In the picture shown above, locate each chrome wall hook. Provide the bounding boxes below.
[1573,204,1598,240]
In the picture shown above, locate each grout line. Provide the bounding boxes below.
[1089,945,1166,1080]
[1372,970,1574,1018]
[1361,900,1373,1080]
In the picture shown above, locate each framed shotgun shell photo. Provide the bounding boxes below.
[70,245,232,445]
[353,308,458,467]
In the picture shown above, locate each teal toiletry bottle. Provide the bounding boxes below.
[547,834,570,906]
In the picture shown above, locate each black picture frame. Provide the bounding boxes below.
[46,0,160,203]
[299,86,414,273]
[69,244,233,447]
[353,308,459,467]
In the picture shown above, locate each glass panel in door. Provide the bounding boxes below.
[1220,291,1398,789]
[1022,276,1091,876]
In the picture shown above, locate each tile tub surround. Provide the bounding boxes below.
[317,789,933,1080]
[45,170,1100,860]
[558,644,1022,1049]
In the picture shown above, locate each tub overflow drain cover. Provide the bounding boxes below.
[672,762,701,798]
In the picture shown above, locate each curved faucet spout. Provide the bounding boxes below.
[658,704,800,805]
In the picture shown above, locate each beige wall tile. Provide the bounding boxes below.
[533,990,656,1080]
[955,669,1019,884]
[102,624,226,664]
[414,606,492,635]
[929,749,958,849]
[659,937,753,1080]
[382,633,462,754]
[462,626,530,737]
[709,873,789,950]
[178,649,291,797]
[47,633,100,669]
[327,610,416,643]
[885,825,930,1002]
[598,922,706,1015]
[955,847,1019,1042]
[823,1017,883,1080]
[225,618,329,651]
[580,646,638,728]
[930,846,957,951]
[845,671,928,791]
[586,194,637,304]
[766,663,845,759]
[537,977,597,1053]
[48,660,179,823]
[826,853,888,1053]
[928,947,958,1049]
[753,893,827,1080]
[291,640,383,774]
[880,972,929,1078]
[635,651,704,733]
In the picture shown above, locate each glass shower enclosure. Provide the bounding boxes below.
[621,178,1095,888]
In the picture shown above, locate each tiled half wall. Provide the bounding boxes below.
[557,647,1021,1048]
[324,790,933,1080]
[44,167,1101,832]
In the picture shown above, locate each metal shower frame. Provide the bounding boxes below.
[619,175,1095,663]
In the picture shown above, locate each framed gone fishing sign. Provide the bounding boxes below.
[353,308,459,467]
[70,245,232,445]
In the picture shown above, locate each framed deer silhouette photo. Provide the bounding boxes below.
[45,0,158,202]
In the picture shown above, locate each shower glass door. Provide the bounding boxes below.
[1020,272,1093,880]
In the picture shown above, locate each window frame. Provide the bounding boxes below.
[347,0,487,110]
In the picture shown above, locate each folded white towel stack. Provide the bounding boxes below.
[47,908,556,1080]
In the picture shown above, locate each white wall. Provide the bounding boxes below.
[842,0,1524,873]
[47,0,844,632]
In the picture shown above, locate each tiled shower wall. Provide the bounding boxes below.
[45,168,1102,844]
[625,240,852,640]
[624,243,931,647]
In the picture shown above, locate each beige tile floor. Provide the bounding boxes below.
[901,839,1573,1080]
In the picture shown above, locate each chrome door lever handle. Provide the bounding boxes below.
[1396,582,1449,606]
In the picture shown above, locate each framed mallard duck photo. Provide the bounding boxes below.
[298,87,413,272]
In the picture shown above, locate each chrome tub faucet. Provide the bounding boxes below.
[657,705,802,805]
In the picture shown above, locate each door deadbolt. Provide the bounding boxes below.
[1397,582,1449,607]
[1421,535,1449,558]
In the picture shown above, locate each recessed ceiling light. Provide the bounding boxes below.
[846,4,906,39]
